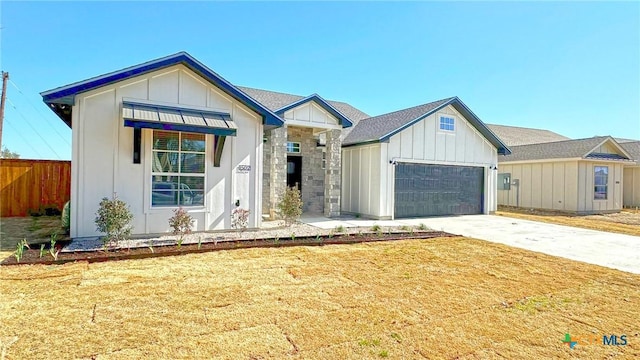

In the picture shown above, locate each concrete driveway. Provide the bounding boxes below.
[301,214,640,274]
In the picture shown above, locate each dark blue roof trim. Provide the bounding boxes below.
[124,120,237,137]
[378,97,511,155]
[41,52,284,129]
[274,94,353,128]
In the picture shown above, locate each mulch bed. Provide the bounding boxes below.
[1,231,454,266]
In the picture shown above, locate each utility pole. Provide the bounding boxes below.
[0,71,8,151]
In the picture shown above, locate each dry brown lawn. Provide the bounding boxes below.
[496,208,640,237]
[1,237,638,359]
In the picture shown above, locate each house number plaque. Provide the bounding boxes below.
[237,165,251,173]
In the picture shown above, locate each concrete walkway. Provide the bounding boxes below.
[300,214,640,274]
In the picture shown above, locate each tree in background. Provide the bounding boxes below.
[0,146,20,159]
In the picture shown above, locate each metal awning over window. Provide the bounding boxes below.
[122,99,237,136]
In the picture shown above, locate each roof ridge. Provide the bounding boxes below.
[236,85,304,99]
[487,123,563,132]
[508,135,611,148]
[237,85,365,110]
[360,97,455,122]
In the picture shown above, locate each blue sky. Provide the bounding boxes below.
[1,1,638,160]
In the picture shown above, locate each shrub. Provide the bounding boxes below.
[43,204,61,216]
[277,186,303,226]
[61,201,71,234]
[169,207,194,247]
[231,208,251,234]
[95,194,133,248]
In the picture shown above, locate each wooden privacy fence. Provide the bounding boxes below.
[0,159,71,217]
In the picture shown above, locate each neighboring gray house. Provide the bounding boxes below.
[497,135,633,213]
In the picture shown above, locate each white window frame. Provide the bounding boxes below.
[593,165,608,200]
[287,141,301,153]
[439,115,455,132]
[150,130,206,208]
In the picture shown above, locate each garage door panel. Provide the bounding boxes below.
[394,163,483,217]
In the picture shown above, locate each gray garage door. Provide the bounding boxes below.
[394,163,484,218]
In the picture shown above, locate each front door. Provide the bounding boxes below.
[287,156,302,191]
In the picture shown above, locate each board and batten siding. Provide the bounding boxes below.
[497,161,624,213]
[283,102,341,130]
[342,105,498,219]
[71,64,263,238]
[623,166,640,207]
[341,144,383,217]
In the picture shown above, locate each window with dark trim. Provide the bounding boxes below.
[151,130,205,207]
[594,166,608,200]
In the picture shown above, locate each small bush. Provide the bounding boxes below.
[61,201,71,234]
[417,223,428,231]
[169,207,194,246]
[231,208,251,233]
[371,224,381,232]
[334,225,345,233]
[43,205,61,216]
[277,186,303,226]
[95,194,133,248]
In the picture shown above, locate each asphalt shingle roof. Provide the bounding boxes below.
[500,136,630,162]
[342,98,454,146]
[621,141,640,164]
[486,124,569,146]
[236,86,370,139]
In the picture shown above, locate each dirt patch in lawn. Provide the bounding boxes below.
[1,237,638,359]
[0,216,63,250]
[497,206,640,237]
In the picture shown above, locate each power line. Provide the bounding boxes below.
[3,117,44,158]
[8,79,71,146]
[6,97,62,159]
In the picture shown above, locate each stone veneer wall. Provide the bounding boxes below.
[262,132,271,216]
[324,129,342,217]
[266,126,287,219]
[263,126,341,217]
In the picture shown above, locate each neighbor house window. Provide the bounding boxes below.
[439,116,455,131]
[287,142,301,153]
[151,130,205,207]
[594,166,608,200]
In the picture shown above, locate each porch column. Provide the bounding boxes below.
[324,129,342,217]
[269,125,287,219]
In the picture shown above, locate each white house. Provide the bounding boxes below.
[42,53,284,238]
[341,98,509,219]
[42,52,510,238]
